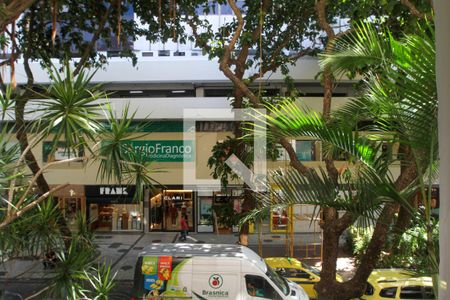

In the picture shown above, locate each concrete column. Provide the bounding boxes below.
[195,87,205,97]
[143,188,150,233]
[436,2,450,298]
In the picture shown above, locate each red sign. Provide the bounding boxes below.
[158,256,173,280]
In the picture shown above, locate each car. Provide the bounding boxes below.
[264,257,343,299]
[361,269,434,300]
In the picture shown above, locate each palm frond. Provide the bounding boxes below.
[95,102,152,184]
[319,22,392,76]
[32,62,105,156]
[248,101,376,166]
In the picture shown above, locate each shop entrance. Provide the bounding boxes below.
[149,189,194,232]
[85,185,143,232]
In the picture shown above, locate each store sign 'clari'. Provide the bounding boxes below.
[123,140,194,162]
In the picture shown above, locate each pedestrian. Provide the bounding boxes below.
[180,214,189,242]
[43,250,57,269]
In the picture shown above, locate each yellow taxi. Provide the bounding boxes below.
[264,257,343,299]
[361,269,434,300]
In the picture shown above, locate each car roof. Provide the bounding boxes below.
[265,257,303,269]
[369,269,432,287]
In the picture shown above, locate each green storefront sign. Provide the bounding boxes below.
[124,140,194,162]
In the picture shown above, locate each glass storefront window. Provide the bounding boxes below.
[90,203,143,232]
[270,207,289,232]
[198,197,213,232]
[149,190,194,232]
[62,198,81,224]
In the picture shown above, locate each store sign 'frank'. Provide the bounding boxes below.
[99,187,129,196]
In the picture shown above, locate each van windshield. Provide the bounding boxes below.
[266,266,289,296]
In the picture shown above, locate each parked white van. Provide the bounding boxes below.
[130,243,309,300]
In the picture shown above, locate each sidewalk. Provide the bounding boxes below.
[0,232,322,282]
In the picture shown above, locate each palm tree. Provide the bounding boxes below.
[0,62,158,298]
[247,22,437,299]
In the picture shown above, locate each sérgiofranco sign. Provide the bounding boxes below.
[123,140,194,162]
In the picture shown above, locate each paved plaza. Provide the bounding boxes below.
[0,232,324,299]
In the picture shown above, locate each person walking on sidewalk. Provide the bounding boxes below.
[180,214,189,242]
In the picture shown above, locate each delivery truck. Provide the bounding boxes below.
[131,243,309,300]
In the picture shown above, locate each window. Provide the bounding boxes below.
[364,283,374,295]
[158,50,170,56]
[295,140,318,161]
[196,121,235,132]
[274,267,311,279]
[400,285,433,299]
[61,197,82,225]
[380,287,397,298]
[43,141,84,163]
[245,275,283,300]
[422,287,435,299]
[266,267,289,296]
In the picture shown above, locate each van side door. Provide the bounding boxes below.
[191,257,243,300]
[244,274,284,300]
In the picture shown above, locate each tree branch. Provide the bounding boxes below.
[218,0,259,106]
[400,0,426,19]
[315,0,339,182]
[248,48,314,83]
[73,4,112,76]
[186,17,212,53]
[0,183,69,229]
[279,138,310,175]
[315,0,335,39]
[13,156,87,214]
[0,0,36,33]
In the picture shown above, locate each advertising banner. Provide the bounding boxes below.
[142,257,160,291]
[142,256,191,298]
[158,256,173,280]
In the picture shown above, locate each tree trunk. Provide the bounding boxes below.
[315,208,340,300]
[389,144,416,255]
[239,184,255,246]
[16,55,73,248]
[316,164,420,300]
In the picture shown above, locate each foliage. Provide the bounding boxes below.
[212,200,241,229]
[346,220,439,274]
[243,18,437,299]
[73,211,96,251]
[48,238,95,300]
[84,262,117,300]
[26,198,64,256]
[33,62,105,155]
[96,103,160,201]
[207,137,251,187]
[17,1,139,67]
[0,198,63,259]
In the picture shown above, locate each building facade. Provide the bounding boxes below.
[6,7,377,236]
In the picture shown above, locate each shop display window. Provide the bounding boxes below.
[270,206,291,233]
[90,203,143,232]
[149,189,194,232]
[198,197,213,232]
[61,197,82,227]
